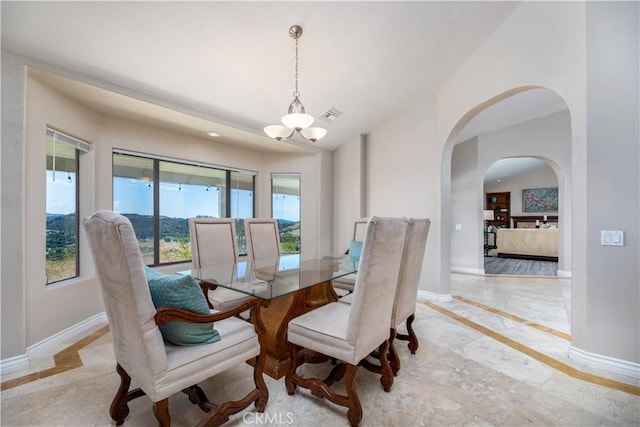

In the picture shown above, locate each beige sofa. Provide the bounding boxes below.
[496,228,558,261]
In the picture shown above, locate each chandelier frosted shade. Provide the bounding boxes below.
[264,125,295,141]
[264,25,327,143]
[282,113,314,131]
[300,127,328,142]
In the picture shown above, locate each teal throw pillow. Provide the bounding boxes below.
[348,240,363,263]
[144,266,220,346]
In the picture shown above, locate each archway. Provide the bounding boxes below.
[441,87,572,285]
[482,157,562,275]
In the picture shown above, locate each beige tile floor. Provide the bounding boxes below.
[2,273,639,427]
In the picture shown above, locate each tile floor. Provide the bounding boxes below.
[1,273,639,427]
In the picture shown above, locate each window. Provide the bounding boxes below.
[113,151,256,265]
[113,155,155,264]
[231,171,254,254]
[271,173,301,254]
[45,128,90,284]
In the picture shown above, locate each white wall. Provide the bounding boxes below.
[450,138,483,272]
[332,135,364,254]
[438,2,586,299]
[579,1,639,363]
[334,2,638,368]
[364,98,442,297]
[437,1,638,366]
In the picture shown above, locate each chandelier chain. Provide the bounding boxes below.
[294,36,299,98]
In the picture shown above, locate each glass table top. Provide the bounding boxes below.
[190,254,358,300]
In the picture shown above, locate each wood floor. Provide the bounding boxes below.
[484,256,558,276]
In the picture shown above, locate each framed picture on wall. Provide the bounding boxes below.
[522,187,558,212]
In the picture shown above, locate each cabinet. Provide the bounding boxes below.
[486,192,511,228]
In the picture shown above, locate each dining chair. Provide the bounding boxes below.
[285,217,409,427]
[83,211,268,427]
[388,218,430,374]
[244,218,281,260]
[339,218,431,375]
[331,218,369,293]
[189,218,252,310]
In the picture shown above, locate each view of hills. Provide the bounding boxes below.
[46,213,299,244]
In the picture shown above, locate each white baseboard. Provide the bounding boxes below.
[569,345,640,379]
[451,266,485,275]
[0,354,30,376]
[557,269,572,278]
[1,312,108,376]
[417,290,453,302]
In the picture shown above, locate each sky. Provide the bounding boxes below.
[48,174,299,221]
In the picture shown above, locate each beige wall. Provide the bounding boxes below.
[1,64,330,358]
[23,73,105,347]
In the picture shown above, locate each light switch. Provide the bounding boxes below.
[455,223,463,230]
[601,231,624,246]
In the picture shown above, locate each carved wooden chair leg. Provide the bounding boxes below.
[395,314,419,354]
[152,398,170,427]
[406,314,419,354]
[252,340,269,411]
[388,328,401,376]
[183,385,215,412]
[378,340,394,392]
[344,364,363,427]
[324,362,347,386]
[110,363,145,425]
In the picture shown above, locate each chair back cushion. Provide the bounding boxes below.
[347,217,409,360]
[189,218,239,269]
[83,211,168,382]
[392,218,431,327]
[244,218,281,260]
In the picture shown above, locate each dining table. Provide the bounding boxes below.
[190,253,358,379]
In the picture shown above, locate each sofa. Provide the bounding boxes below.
[496,228,558,261]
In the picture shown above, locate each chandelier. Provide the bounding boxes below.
[264,25,327,143]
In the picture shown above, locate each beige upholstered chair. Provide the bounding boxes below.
[388,218,430,374]
[244,218,281,260]
[189,218,252,310]
[332,218,369,292]
[285,217,409,426]
[83,211,268,427]
[339,218,431,375]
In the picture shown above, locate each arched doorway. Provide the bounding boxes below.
[482,157,561,275]
[444,87,572,278]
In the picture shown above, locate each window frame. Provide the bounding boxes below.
[45,127,90,286]
[271,172,301,254]
[112,150,256,266]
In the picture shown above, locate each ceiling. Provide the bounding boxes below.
[2,1,566,156]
